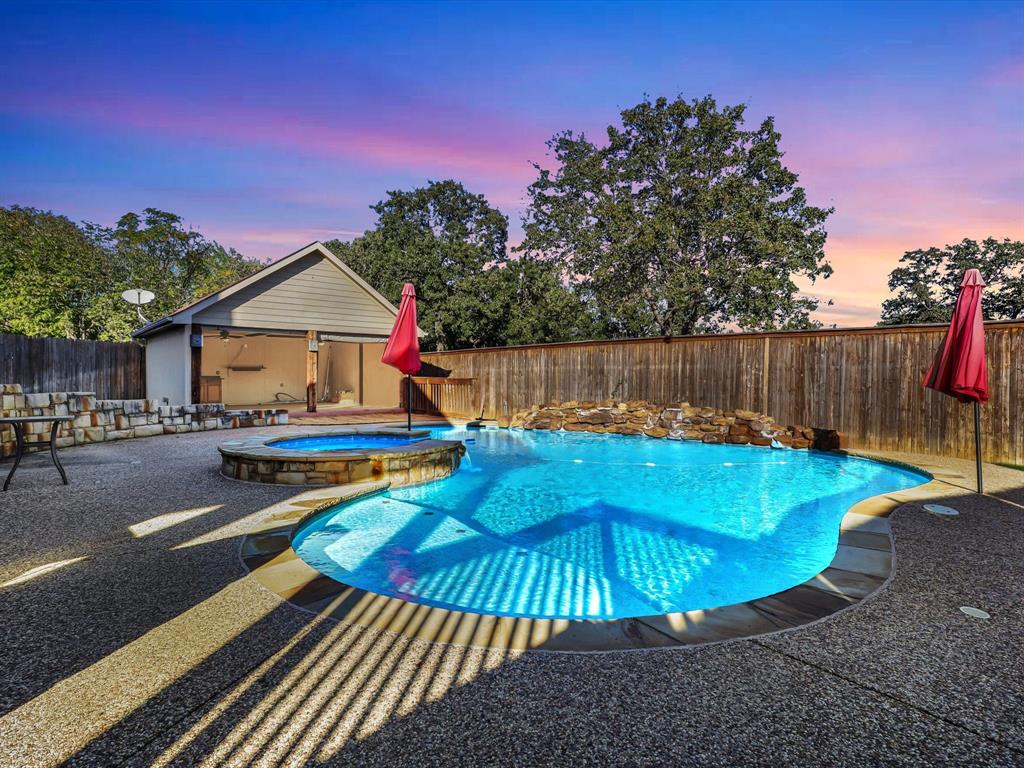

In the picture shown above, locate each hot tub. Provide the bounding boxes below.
[218,428,464,486]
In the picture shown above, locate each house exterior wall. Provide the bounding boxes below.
[201,335,307,405]
[323,341,361,403]
[145,326,190,404]
[198,337,402,407]
[361,342,402,407]
[192,253,397,336]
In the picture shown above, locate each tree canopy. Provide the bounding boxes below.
[0,206,124,340]
[879,237,1024,325]
[326,180,598,350]
[0,206,261,341]
[519,95,834,337]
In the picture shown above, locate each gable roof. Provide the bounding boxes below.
[132,241,408,339]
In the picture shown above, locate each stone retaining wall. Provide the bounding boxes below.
[510,400,843,450]
[0,383,288,458]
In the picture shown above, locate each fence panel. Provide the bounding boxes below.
[402,377,479,420]
[423,321,1024,465]
[0,333,145,399]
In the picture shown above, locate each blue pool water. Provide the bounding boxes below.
[270,434,423,451]
[292,427,927,619]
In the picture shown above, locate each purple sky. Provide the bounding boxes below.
[2,1,1022,326]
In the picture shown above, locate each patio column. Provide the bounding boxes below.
[189,324,202,405]
[358,342,364,405]
[306,330,318,412]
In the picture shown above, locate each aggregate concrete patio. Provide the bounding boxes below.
[0,426,1021,767]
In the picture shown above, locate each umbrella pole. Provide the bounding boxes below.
[407,374,412,431]
[973,401,983,494]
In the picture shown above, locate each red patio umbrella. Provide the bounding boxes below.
[381,283,421,430]
[923,268,989,492]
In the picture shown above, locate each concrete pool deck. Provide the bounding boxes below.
[0,425,1021,766]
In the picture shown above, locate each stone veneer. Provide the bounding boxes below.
[219,429,465,486]
[509,399,843,450]
[0,383,288,458]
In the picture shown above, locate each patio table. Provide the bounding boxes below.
[0,415,73,491]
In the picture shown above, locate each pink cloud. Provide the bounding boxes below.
[6,90,544,182]
[199,226,370,261]
[984,58,1024,86]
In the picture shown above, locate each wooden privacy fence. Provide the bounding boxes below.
[402,377,479,420]
[0,333,145,399]
[422,321,1024,465]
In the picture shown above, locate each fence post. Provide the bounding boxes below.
[761,336,771,414]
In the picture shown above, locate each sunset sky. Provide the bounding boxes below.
[2,0,1022,326]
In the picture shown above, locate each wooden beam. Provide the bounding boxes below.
[358,343,364,405]
[190,324,202,405]
[306,330,318,412]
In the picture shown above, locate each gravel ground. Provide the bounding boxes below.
[0,427,1021,767]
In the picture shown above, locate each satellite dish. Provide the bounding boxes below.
[121,289,155,306]
[121,288,156,324]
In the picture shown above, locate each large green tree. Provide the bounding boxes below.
[327,180,598,350]
[879,237,1024,325]
[90,208,261,326]
[0,205,260,341]
[486,256,604,346]
[0,206,131,340]
[520,95,834,337]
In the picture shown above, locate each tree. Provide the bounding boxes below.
[0,206,131,340]
[327,180,597,350]
[519,95,834,337]
[879,238,1024,325]
[91,208,261,326]
[0,205,260,341]
[486,256,605,346]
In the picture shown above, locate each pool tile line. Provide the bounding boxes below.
[237,458,949,652]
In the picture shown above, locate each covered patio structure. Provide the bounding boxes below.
[133,242,408,412]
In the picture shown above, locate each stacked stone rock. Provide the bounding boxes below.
[0,383,288,458]
[509,399,824,449]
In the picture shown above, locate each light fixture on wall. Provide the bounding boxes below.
[219,330,231,345]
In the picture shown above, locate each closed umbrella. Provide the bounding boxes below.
[381,283,421,430]
[923,268,989,492]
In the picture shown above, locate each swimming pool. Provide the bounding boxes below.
[270,434,424,451]
[292,427,928,620]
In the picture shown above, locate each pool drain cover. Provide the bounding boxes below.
[924,504,959,516]
[959,606,990,619]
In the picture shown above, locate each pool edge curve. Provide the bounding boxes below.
[237,449,940,653]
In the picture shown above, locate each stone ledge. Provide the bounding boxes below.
[0,382,289,457]
[508,399,844,450]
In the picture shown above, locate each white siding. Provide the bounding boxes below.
[145,326,190,404]
[193,254,397,334]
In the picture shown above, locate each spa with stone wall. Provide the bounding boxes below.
[219,430,464,486]
[510,400,844,450]
[0,383,287,458]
